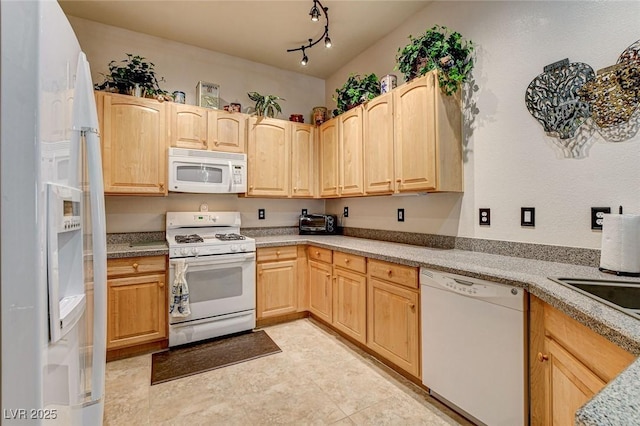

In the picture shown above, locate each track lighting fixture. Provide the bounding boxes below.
[287,0,331,66]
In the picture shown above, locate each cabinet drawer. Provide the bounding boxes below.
[107,256,166,277]
[308,246,333,263]
[333,251,366,274]
[257,246,297,262]
[368,259,418,289]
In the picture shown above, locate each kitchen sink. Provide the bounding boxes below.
[549,278,640,320]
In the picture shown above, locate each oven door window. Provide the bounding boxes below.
[176,164,224,184]
[186,267,242,301]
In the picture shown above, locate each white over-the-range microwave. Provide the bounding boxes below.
[168,147,247,194]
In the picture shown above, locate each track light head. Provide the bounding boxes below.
[324,34,332,48]
[309,2,320,21]
[301,53,309,66]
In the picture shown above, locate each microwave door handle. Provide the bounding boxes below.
[228,161,233,192]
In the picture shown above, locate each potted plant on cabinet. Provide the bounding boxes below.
[247,92,285,118]
[332,73,379,117]
[94,53,169,98]
[396,25,474,96]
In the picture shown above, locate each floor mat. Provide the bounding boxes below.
[151,330,281,385]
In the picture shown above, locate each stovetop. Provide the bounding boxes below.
[165,211,255,258]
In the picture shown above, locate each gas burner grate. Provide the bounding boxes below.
[214,233,246,241]
[174,234,204,244]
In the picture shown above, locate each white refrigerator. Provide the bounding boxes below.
[1,1,107,424]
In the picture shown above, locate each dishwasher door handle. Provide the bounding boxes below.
[453,278,475,286]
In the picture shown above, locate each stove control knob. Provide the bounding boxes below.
[180,248,189,256]
[239,245,247,252]
[191,247,199,255]
[230,244,239,252]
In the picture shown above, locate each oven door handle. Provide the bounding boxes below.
[170,253,255,268]
[228,161,233,192]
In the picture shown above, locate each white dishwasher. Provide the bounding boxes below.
[420,268,525,426]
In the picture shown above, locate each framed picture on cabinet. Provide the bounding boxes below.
[196,81,220,109]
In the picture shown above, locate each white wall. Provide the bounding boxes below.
[325,1,640,249]
[105,194,324,233]
[68,16,325,121]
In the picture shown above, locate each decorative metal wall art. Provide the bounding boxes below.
[525,59,595,140]
[525,39,640,156]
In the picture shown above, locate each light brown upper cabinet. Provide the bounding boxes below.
[363,93,394,194]
[339,107,365,196]
[247,116,290,197]
[290,123,316,198]
[393,71,463,193]
[208,110,247,153]
[318,118,339,197]
[169,104,246,153]
[170,104,208,150]
[97,92,168,196]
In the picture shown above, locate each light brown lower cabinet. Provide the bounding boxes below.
[332,252,367,344]
[106,256,167,350]
[308,259,333,323]
[529,295,635,425]
[256,246,298,319]
[367,276,420,378]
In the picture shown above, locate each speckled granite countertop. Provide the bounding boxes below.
[255,235,640,426]
[107,242,168,259]
[108,233,639,424]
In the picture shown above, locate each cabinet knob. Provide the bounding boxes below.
[396,178,402,183]
[215,141,220,146]
[132,263,139,270]
[315,251,320,255]
[249,185,254,189]
[386,179,392,183]
[537,352,549,362]
[293,187,298,192]
[387,269,393,276]
[326,273,330,278]
[159,183,165,190]
[344,258,350,263]
[159,282,165,288]
[409,303,415,310]
[202,140,208,147]
[258,271,263,276]
[276,251,281,256]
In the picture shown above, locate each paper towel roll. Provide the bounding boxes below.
[600,214,640,275]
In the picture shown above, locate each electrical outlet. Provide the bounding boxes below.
[258,208,265,220]
[591,207,610,230]
[301,209,307,215]
[397,208,405,222]
[343,206,349,218]
[521,207,535,227]
[479,208,490,226]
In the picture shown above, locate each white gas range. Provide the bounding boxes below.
[166,211,256,347]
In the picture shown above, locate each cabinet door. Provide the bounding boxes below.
[107,273,167,349]
[364,93,394,194]
[290,123,315,198]
[257,260,298,319]
[339,107,364,196]
[318,118,339,197]
[393,73,437,192]
[170,104,208,150]
[544,338,606,425]
[367,277,420,377]
[208,110,247,153]
[308,260,332,323]
[100,93,167,195]
[333,268,367,344]
[247,117,290,196]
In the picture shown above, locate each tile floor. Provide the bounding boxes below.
[104,319,471,425]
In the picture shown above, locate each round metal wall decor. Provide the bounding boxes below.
[525,59,595,140]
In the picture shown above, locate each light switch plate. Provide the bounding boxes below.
[397,208,405,222]
[344,206,349,218]
[521,207,535,227]
[301,209,308,216]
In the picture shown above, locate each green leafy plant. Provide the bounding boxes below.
[332,73,379,117]
[396,25,474,96]
[247,92,285,117]
[94,53,166,96]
